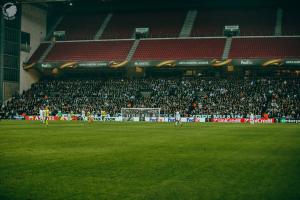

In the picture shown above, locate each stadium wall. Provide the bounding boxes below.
[0,11,3,104]
[20,4,46,93]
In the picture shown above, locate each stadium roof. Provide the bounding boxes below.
[16,0,293,5]
[9,0,298,13]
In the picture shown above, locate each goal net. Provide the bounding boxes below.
[121,108,161,122]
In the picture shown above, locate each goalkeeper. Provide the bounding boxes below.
[101,110,107,121]
[45,106,50,126]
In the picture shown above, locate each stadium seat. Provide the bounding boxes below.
[55,13,107,40]
[191,8,276,36]
[282,9,300,35]
[132,38,226,60]
[229,37,300,58]
[45,40,133,61]
[101,11,186,39]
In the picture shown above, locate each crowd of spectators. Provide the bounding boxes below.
[1,77,299,119]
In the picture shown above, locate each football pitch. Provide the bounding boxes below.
[0,121,300,200]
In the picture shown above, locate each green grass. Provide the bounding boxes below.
[0,121,300,200]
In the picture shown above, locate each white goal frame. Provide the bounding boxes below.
[121,108,161,122]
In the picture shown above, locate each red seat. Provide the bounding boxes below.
[191,8,276,37]
[229,37,300,58]
[101,11,186,39]
[55,13,107,40]
[282,9,300,35]
[132,38,226,60]
[45,40,133,61]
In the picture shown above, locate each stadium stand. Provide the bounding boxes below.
[282,9,300,35]
[45,40,134,61]
[54,13,107,40]
[191,8,276,36]
[132,38,226,60]
[27,43,50,63]
[101,11,186,39]
[2,3,300,121]
[2,78,299,119]
[229,37,300,58]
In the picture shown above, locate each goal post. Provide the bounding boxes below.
[121,108,161,122]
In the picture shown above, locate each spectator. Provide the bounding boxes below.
[1,77,299,119]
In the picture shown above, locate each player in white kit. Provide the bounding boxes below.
[81,110,86,121]
[39,107,44,124]
[175,111,182,127]
[250,113,255,125]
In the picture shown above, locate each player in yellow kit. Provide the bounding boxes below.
[101,110,107,121]
[45,106,50,126]
[87,111,93,124]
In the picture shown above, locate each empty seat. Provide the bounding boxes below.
[101,11,186,39]
[282,9,300,35]
[55,13,107,40]
[132,38,226,60]
[191,8,276,37]
[229,37,300,58]
[45,40,133,61]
